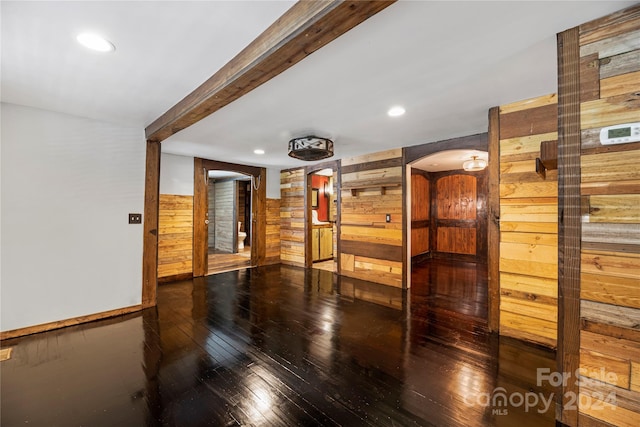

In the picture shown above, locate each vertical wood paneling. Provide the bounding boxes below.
[577,7,640,426]
[158,194,193,280]
[436,175,477,220]
[411,171,429,256]
[499,94,558,348]
[213,181,235,253]
[340,150,403,288]
[430,171,485,260]
[280,169,306,267]
[265,198,281,265]
[207,180,215,247]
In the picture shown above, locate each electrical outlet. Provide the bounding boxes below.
[129,213,142,224]
[386,214,391,223]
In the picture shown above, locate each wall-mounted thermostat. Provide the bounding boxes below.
[599,122,640,145]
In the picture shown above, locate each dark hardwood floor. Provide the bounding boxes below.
[1,261,556,426]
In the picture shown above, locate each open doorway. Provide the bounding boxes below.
[206,170,252,274]
[403,134,498,349]
[305,163,339,272]
[192,158,267,277]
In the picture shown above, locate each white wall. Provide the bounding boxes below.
[266,167,281,199]
[160,153,194,195]
[1,103,145,332]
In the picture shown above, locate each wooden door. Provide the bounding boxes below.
[431,172,487,261]
[411,171,430,257]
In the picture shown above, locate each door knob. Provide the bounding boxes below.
[204,220,209,225]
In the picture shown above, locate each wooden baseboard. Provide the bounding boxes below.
[158,272,193,283]
[0,304,143,340]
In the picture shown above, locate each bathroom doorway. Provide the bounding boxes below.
[192,158,267,277]
[305,162,340,272]
[206,170,252,274]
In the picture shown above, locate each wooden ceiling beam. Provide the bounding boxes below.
[145,0,396,143]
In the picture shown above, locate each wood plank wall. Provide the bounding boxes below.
[498,94,559,347]
[207,181,215,247]
[213,180,235,253]
[411,170,429,257]
[280,169,306,267]
[577,8,640,425]
[158,194,193,281]
[340,149,403,288]
[265,198,281,265]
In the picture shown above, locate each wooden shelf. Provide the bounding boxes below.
[344,183,401,196]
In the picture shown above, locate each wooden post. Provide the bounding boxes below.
[487,107,501,333]
[142,140,160,307]
[557,26,581,427]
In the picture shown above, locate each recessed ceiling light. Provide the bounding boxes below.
[77,33,115,52]
[254,149,265,155]
[387,106,405,117]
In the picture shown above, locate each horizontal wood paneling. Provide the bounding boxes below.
[340,149,403,288]
[499,94,558,347]
[498,103,558,140]
[158,194,193,279]
[280,169,305,267]
[600,49,640,79]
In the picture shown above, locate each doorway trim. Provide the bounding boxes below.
[193,158,267,277]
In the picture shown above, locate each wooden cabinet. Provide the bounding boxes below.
[319,227,333,260]
[312,225,333,261]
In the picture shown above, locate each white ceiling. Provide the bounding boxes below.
[2,1,635,170]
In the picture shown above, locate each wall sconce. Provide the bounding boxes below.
[463,156,487,171]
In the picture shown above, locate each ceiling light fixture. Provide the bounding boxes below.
[387,106,405,117]
[463,156,487,171]
[288,136,334,161]
[76,32,115,52]
[254,149,265,155]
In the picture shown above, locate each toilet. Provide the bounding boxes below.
[238,222,247,251]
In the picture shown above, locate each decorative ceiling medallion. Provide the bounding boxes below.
[288,136,334,161]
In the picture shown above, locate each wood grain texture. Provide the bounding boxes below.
[145,0,396,142]
[340,150,403,288]
[265,198,281,265]
[193,158,208,277]
[600,49,640,79]
[436,227,476,255]
[580,28,640,58]
[158,195,194,279]
[580,53,600,102]
[280,169,306,267]
[580,93,640,130]
[557,26,582,426]
[580,4,640,45]
[142,140,160,308]
[435,175,477,220]
[499,93,558,114]
[584,194,640,223]
[488,107,501,333]
[498,104,558,140]
[499,94,559,348]
[600,69,640,98]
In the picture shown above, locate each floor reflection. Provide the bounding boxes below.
[1,263,556,426]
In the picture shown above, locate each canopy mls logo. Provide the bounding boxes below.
[463,368,618,416]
